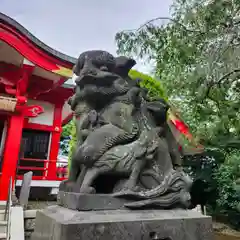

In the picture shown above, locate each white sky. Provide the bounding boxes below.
[1,0,173,73]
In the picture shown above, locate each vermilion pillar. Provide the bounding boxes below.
[0,59,34,200]
[47,103,63,179]
[0,113,24,200]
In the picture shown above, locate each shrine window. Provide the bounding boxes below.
[17,129,50,176]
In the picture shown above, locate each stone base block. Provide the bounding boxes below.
[57,191,132,210]
[31,205,213,240]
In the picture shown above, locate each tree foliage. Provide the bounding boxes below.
[129,69,167,99]
[116,0,240,147]
[60,121,73,156]
[215,150,240,211]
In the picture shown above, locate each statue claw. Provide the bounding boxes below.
[112,190,136,198]
[112,185,140,198]
[59,180,75,192]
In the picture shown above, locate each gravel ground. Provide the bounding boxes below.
[213,222,240,239]
[27,200,57,210]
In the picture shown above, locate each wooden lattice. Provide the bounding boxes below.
[0,96,17,112]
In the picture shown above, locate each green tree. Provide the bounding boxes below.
[60,121,74,156]
[61,121,74,140]
[115,0,240,224]
[129,69,167,100]
[115,0,240,146]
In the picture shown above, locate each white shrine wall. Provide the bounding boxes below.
[27,100,54,126]
[61,101,72,122]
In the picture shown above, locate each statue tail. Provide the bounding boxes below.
[113,170,191,199]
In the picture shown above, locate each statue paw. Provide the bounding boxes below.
[59,180,75,192]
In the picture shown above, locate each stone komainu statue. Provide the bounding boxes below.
[60,50,209,209]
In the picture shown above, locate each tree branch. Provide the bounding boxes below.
[202,69,240,101]
[234,20,240,26]
[216,69,240,85]
[122,17,204,34]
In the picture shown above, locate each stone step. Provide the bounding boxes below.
[0,202,7,211]
[0,232,6,240]
[0,201,6,210]
[0,210,7,221]
[0,221,7,234]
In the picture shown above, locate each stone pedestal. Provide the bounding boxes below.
[57,191,133,210]
[31,205,213,240]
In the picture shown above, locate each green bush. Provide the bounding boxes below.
[214,150,240,212]
[128,69,167,100]
[209,150,240,229]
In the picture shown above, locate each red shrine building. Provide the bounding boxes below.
[0,13,77,200]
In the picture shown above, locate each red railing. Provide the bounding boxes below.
[16,157,68,181]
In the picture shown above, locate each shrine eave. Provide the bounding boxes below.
[0,12,78,125]
[0,12,77,79]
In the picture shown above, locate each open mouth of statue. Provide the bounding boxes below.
[77,72,118,88]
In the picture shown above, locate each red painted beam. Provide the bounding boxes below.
[47,103,63,179]
[19,158,47,162]
[0,62,73,106]
[23,122,56,132]
[17,166,46,171]
[16,175,67,181]
[17,62,35,96]
[29,77,67,99]
[17,176,44,180]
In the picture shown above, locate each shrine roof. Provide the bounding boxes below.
[0,12,77,66]
[0,12,79,83]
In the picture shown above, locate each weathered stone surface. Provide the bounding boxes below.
[19,171,33,208]
[60,50,210,210]
[57,191,131,210]
[32,206,213,240]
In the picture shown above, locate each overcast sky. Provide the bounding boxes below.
[1,0,172,73]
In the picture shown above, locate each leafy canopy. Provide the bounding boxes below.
[115,0,240,148]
